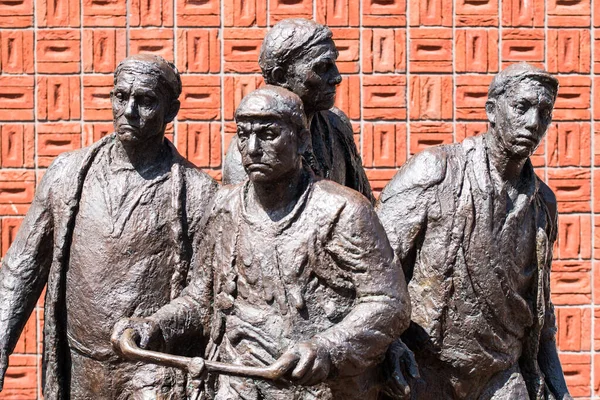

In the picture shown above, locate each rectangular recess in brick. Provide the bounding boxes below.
[547,122,591,167]
[547,0,590,27]
[547,168,591,213]
[552,274,592,306]
[269,0,312,20]
[455,122,487,143]
[455,29,498,73]
[37,76,81,121]
[37,123,82,167]
[554,75,590,121]
[316,0,359,27]
[502,0,544,27]
[0,170,35,211]
[0,76,34,121]
[409,29,452,73]
[333,75,360,120]
[547,29,590,74]
[1,124,34,168]
[362,123,406,168]
[363,76,406,120]
[0,31,34,74]
[224,0,267,27]
[224,75,264,121]
[36,30,81,74]
[223,28,266,73]
[179,75,221,120]
[37,0,79,27]
[362,0,405,26]
[501,29,545,64]
[409,122,453,155]
[177,29,220,73]
[455,0,498,26]
[129,29,174,62]
[83,122,113,146]
[331,29,359,74]
[410,75,453,121]
[363,29,405,74]
[455,75,492,120]
[559,353,590,398]
[83,75,113,121]
[177,122,222,168]
[83,29,126,73]
[177,0,220,27]
[556,214,591,259]
[83,0,126,26]
[410,0,451,26]
[0,0,32,27]
[130,0,173,27]
[1,354,37,399]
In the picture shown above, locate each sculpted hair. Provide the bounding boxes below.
[259,18,332,84]
[235,85,308,134]
[488,62,559,102]
[114,54,183,102]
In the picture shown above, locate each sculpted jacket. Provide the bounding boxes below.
[150,175,409,399]
[0,134,217,400]
[377,135,559,399]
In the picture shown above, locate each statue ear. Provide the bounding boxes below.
[271,67,286,85]
[485,99,496,125]
[165,99,180,123]
[297,127,311,155]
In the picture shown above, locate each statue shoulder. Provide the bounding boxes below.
[380,146,451,202]
[322,107,353,137]
[313,179,374,216]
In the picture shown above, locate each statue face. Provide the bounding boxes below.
[237,115,301,183]
[285,39,341,114]
[491,78,554,158]
[111,70,169,144]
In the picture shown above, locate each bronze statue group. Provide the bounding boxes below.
[0,18,573,400]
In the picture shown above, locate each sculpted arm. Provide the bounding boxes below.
[0,158,60,389]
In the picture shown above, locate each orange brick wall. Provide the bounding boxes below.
[0,0,597,398]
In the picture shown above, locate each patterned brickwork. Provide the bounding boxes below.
[0,0,598,398]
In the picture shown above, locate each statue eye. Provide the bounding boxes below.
[140,96,156,107]
[113,91,126,102]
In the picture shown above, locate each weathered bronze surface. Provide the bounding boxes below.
[376,62,572,400]
[223,18,375,204]
[0,54,218,399]
[116,85,410,400]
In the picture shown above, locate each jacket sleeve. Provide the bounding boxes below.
[314,198,410,378]
[0,158,60,356]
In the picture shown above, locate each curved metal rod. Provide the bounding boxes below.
[119,329,294,381]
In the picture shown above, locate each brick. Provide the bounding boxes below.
[547,168,590,213]
[410,75,453,120]
[502,0,544,27]
[548,0,590,27]
[363,29,405,74]
[0,0,33,27]
[37,123,82,167]
[554,76,590,121]
[1,125,35,168]
[547,122,591,167]
[177,0,219,26]
[1,217,22,256]
[0,76,34,121]
[37,76,81,121]
[410,0,452,26]
[179,75,221,121]
[530,137,546,168]
[455,0,498,26]
[224,0,266,27]
[224,75,264,121]
[0,170,35,210]
[37,0,79,27]
[269,0,312,19]
[316,0,359,27]
[36,30,81,74]
[83,29,126,73]
[177,29,220,73]
[11,313,37,354]
[501,29,545,63]
[362,0,405,26]
[409,122,453,155]
[82,0,125,26]
[551,272,592,305]
[334,75,361,120]
[556,214,591,259]
[83,75,113,121]
[455,122,487,143]
[455,29,498,73]
[1,355,37,399]
[363,76,406,120]
[331,29,360,74]
[223,29,265,73]
[409,29,452,73]
[177,122,221,168]
[0,31,34,74]
[560,353,590,398]
[365,168,397,195]
[83,123,113,146]
[547,30,591,74]
[129,29,174,61]
[594,123,600,166]
[130,0,173,26]
[362,123,406,168]
[555,307,591,350]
